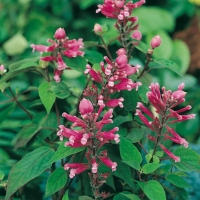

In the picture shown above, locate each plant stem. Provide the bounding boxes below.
[100,36,113,61]
[137,50,153,79]
[8,87,33,119]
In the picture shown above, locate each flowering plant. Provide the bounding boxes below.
[0,1,200,200]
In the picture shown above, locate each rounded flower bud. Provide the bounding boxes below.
[115,0,124,8]
[116,54,128,69]
[54,28,66,40]
[150,35,161,49]
[116,48,126,56]
[94,23,103,35]
[131,30,142,40]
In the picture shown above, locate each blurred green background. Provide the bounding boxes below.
[1,0,200,199]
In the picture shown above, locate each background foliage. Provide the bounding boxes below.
[0,0,200,199]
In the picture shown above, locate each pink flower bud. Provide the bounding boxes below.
[116,54,128,69]
[94,23,103,35]
[116,48,126,56]
[54,28,66,40]
[150,35,161,49]
[79,98,94,116]
[115,0,124,8]
[131,30,142,40]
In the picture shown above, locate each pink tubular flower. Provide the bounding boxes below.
[105,98,124,108]
[150,35,161,49]
[165,126,188,148]
[99,156,117,171]
[91,159,98,173]
[54,69,63,82]
[160,144,180,162]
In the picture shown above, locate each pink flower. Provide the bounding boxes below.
[53,69,63,82]
[160,144,180,162]
[150,35,161,49]
[57,53,67,70]
[116,48,126,56]
[54,28,66,40]
[116,54,128,69]
[79,98,94,116]
[91,159,98,173]
[99,156,117,171]
[105,98,124,108]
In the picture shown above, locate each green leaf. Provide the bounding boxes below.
[11,61,38,72]
[84,41,99,49]
[84,50,103,64]
[50,82,70,99]
[134,40,149,53]
[138,84,149,104]
[171,40,190,74]
[0,171,5,181]
[141,163,162,174]
[0,66,47,84]
[45,167,68,197]
[103,114,132,131]
[64,56,86,72]
[3,33,28,56]
[120,136,142,170]
[5,146,54,200]
[133,7,175,34]
[121,193,141,200]
[173,147,200,172]
[0,103,16,123]
[46,142,85,165]
[38,82,56,114]
[143,180,166,200]
[62,190,69,200]
[149,58,182,76]
[12,124,41,149]
[165,174,191,188]
[102,27,119,44]
[79,196,94,200]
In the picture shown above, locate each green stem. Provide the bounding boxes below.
[8,87,33,119]
[137,50,153,79]
[100,36,113,61]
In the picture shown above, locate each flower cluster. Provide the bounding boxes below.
[136,83,195,162]
[96,0,145,21]
[57,98,119,178]
[31,28,84,82]
[84,48,142,108]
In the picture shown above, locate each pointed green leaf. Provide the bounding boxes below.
[149,58,182,76]
[165,174,191,188]
[79,196,94,200]
[121,193,141,200]
[45,167,68,197]
[38,82,56,114]
[62,190,69,200]
[46,142,85,165]
[141,163,162,174]
[84,50,103,64]
[13,124,41,149]
[5,146,54,200]
[50,82,70,99]
[143,180,166,200]
[8,57,39,71]
[134,40,149,53]
[120,136,142,168]
[138,84,149,104]
[0,66,47,84]
[64,56,86,72]
[173,147,200,172]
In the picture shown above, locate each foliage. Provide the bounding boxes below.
[0,0,200,200]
